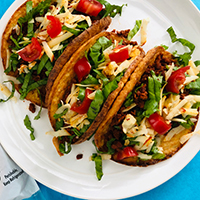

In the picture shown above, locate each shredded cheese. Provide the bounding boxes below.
[137,152,152,160]
[42,41,54,62]
[48,32,73,48]
[140,18,150,46]
[46,128,71,137]
[122,114,137,133]
[69,113,88,128]
[0,83,17,102]
[164,125,185,141]
[165,63,175,81]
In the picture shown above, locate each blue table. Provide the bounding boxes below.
[1,0,200,199]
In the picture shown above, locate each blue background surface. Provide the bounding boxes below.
[1,0,200,199]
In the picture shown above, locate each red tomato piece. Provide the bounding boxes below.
[76,0,103,17]
[116,146,138,160]
[148,112,171,135]
[47,15,62,38]
[109,45,129,63]
[18,37,42,62]
[74,57,91,82]
[70,88,93,114]
[165,66,190,94]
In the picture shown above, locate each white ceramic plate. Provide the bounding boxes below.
[0,0,200,199]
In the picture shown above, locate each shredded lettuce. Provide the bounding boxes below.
[195,60,200,67]
[180,115,194,129]
[59,135,75,154]
[87,90,104,120]
[26,1,34,38]
[124,92,134,107]
[10,36,21,50]
[20,78,47,100]
[91,153,103,181]
[4,53,19,74]
[160,44,169,50]
[37,54,49,74]
[44,60,53,76]
[55,118,64,131]
[76,21,89,30]
[149,140,165,159]
[78,87,86,102]
[143,71,163,117]
[167,26,195,66]
[24,115,35,140]
[97,0,126,18]
[71,128,82,137]
[185,73,200,94]
[127,20,142,41]
[93,69,109,86]
[102,79,118,99]
[81,74,99,85]
[19,72,32,99]
[62,26,81,36]
[93,138,115,155]
[88,36,112,68]
[53,108,68,120]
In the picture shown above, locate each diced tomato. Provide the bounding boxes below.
[148,112,171,135]
[18,37,42,62]
[109,45,129,63]
[76,0,103,17]
[70,88,93,114]
[74,57,91,82]
[165,66,190,94]
[116,146,138,160]
[47,15,62,38]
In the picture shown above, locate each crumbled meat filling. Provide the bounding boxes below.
[29,103,36,113]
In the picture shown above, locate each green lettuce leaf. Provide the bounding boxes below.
[87,90,104,120]
[127,20,142,41]
[24,115,35,140]
[143,71,163,117]
[185,73,200,94]
[93,69,109,86]
[59,135,75,154]
[97,0,126,18]
[37,54,49,74]
[81,74,99,85]
[102,79,118,99]
[167,26,195,66]
[91,153,103,180]
[88,36,112,68]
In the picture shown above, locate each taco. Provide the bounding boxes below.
[1,0,124,107]
[47,30,145,156]
[94,46,200,166]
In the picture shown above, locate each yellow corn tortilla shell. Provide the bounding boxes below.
[94,46,165,150]
[48,32,145,153]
